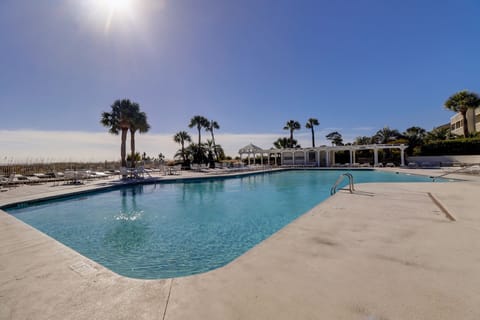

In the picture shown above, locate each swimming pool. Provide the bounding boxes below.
[5,170,445,279]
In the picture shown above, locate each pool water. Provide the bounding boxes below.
[5,170,443,279]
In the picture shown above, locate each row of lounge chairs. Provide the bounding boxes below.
[190,163,267,174]
[0,170,116,189]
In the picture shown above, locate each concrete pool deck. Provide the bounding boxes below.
[1,168,479,319]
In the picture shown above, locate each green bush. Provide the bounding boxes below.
[420,138,480,155]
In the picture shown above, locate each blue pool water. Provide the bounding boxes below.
[5,170,444,279]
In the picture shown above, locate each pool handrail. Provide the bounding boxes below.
[330,173,355,195]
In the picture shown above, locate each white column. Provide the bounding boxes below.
[400,148,405,167]
[317,151,320,167]
[326,151,330,167]
[353,150,356,164]
[304,151,307,165]
[349,150,353,165]
[374,148,379,166]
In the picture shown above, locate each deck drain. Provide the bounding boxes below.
[70,261,97,276]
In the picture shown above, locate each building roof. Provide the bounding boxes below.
[238,143,265,154]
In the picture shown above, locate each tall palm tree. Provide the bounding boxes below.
[305,118,319,147]
[283,120,301,148]
[173,131,192,163]
[444,90,480,137]
[101,99,137,167]
[129,110,150,168]
[189,115,209,146]
[189,115,209,163]
[206,120,220,159]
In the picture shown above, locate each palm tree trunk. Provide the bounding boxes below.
[311,127,315,147]
[290,130,294,148]
[181,142,186,162]
[462,112,469,137]
[121,128,128,167]
[197,126,202,163]
[130,130,136,168]
[210,130,218,160]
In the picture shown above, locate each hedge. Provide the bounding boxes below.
[420,138,480,155]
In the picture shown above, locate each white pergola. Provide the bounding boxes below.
[238,144,408,167]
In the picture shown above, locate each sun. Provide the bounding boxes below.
[87,0,138,33]
[100,0,134,14]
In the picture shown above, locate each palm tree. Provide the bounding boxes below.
[444,90,480,137]
[403,126,426,155]
[129,110,150,168]
[189,115,209,145]
[354,136,374,145]
[373,127,401,144]
[206,120,220,159]
[173,131,192,163]
[425,126,451,143]
[186,143,207,164]
[305,118,319,147]
[274,137,299,149]
[101,99,138,167]
[283,120,301,148]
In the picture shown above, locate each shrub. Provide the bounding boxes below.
[420,138,480,155]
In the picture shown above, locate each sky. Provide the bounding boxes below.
[1,0,479,162]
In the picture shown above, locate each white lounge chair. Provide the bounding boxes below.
[1,173,15,189]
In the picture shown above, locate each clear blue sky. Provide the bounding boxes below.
[1,0,479,160]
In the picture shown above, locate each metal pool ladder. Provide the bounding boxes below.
[330,173,355,195]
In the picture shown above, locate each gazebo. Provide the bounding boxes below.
[238,143,269,165]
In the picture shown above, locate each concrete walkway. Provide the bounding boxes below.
[1,169,479,319]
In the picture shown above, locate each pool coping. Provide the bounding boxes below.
[2,168,480,319]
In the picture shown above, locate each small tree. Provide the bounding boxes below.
[326,131,343,146]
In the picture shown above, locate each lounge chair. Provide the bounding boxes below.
[408,162,418,168]
[1,174,15,189]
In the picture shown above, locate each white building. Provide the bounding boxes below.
[450,107,480,136]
